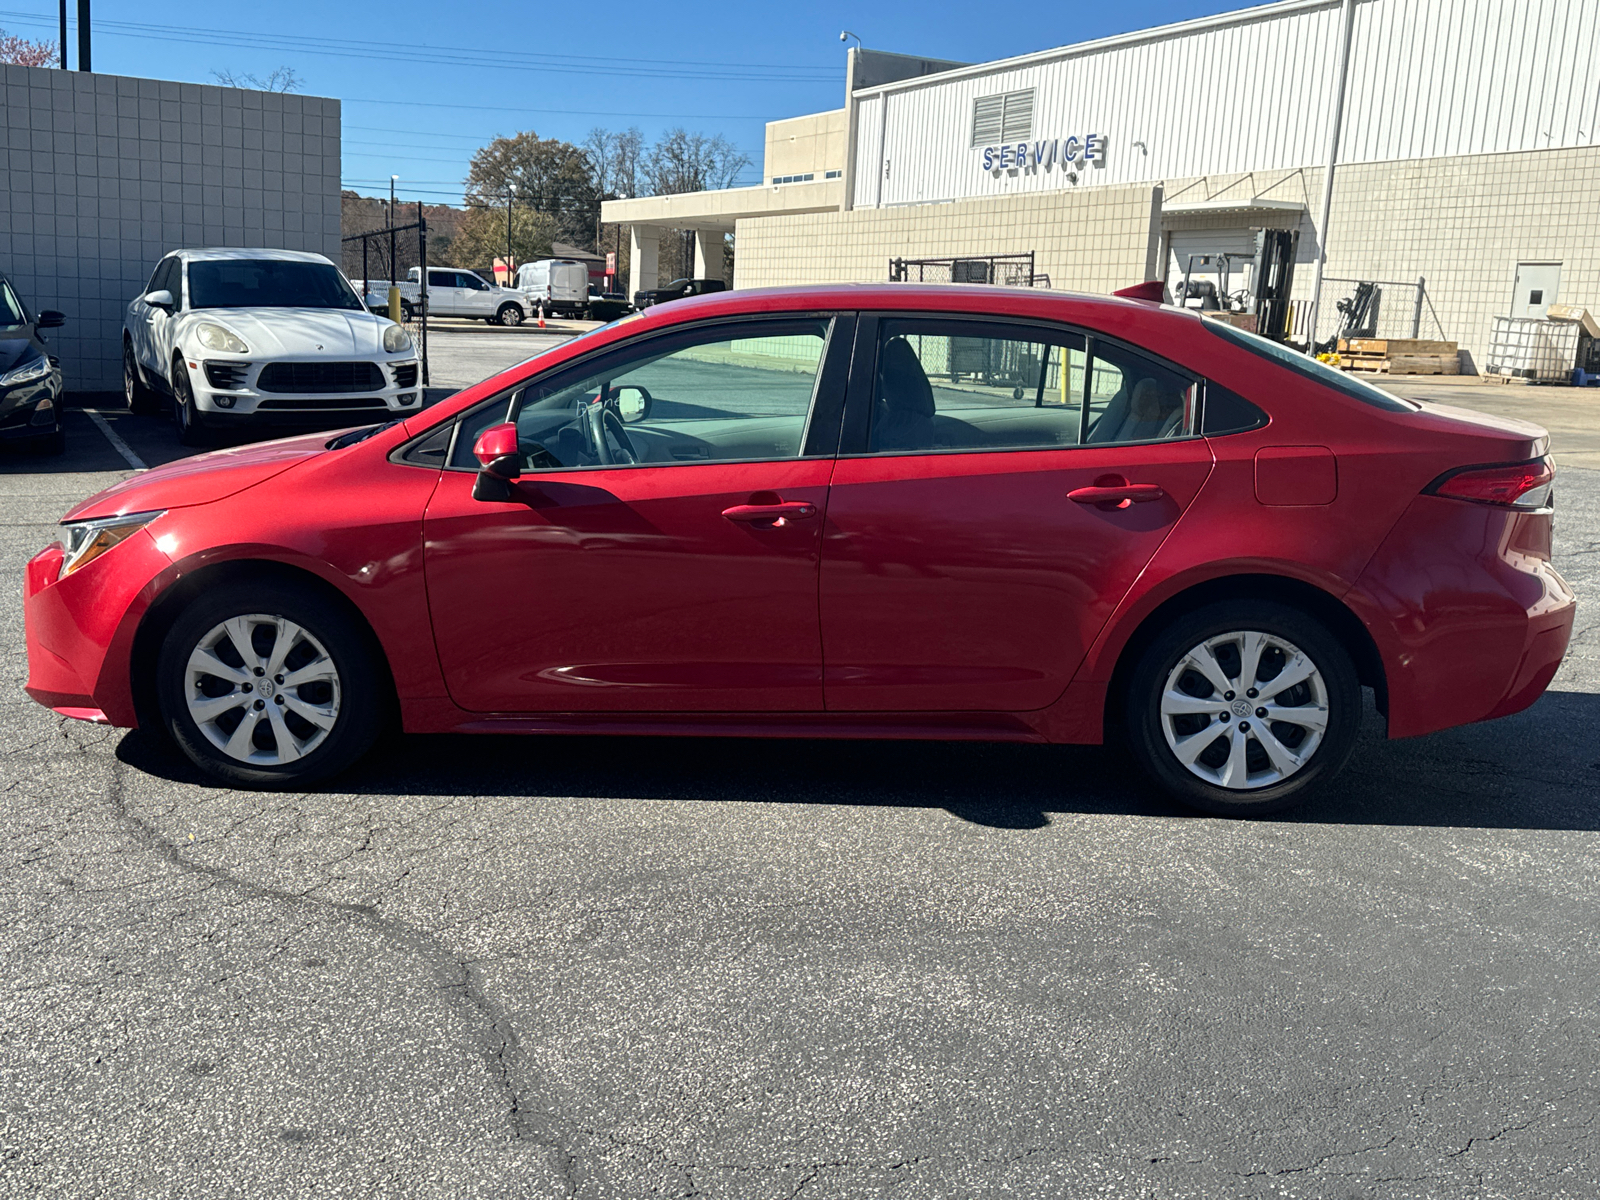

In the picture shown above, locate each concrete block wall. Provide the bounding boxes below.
[1164,145,1600,371]
[734,184,1162,298]
[0,64,341,391]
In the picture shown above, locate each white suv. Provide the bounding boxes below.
[123,248,421,445]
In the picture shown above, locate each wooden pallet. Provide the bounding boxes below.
[1346,354,1461,376]
[1338,338,1457,356]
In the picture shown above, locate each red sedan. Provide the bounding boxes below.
[23,285,1574,815]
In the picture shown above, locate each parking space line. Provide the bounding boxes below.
[82,409,147,470]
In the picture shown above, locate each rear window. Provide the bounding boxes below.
[1202,316,1417,412]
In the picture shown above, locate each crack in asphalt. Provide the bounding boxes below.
[88,741,579,1193]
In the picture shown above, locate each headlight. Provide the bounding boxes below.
[58,510,166,579]
[195,322,249,353]
[382,323,412,353]
[0,355,52,387]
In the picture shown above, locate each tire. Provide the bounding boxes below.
[155,580,386,789]
[496,303,524,327]
[171,358,207,447]
[124,339,161,416]
[400,301,415,323]
[1124,599,1361,816]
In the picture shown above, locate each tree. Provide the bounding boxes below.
[465,132,598,252]
[211,66,302,93]
[444,205,556,273]
[642,128,751,196]
[0,29,58,67]
[582,127,645,202]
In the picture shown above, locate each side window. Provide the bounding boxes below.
[448,318,833,472]
[1082,339,1198,445]
[150,257,177,299]
[146,260,167,294]
[428,270,455,289]
[868,319,1086,454]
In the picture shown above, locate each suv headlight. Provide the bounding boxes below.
[0,355,52,387]
[58,510,166,579]
[195,322,249,353]
[383,323,412,353]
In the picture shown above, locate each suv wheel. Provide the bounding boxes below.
[1125,600,1361,816]
[124,340,161,415]
[171,359,207,447]
[156,581,385,789]
[496,303,524,327]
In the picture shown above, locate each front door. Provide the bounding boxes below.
[820,316,1214,712]
[423,314,851,713]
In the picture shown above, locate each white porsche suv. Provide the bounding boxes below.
[123,248,421,445]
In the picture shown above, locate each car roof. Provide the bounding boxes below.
[173,248,336,265]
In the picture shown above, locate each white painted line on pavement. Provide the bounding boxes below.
[83,409,147,470]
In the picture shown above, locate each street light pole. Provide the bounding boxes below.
[506,192,514,284]
[76,0,89,71]
[387,175,401,323]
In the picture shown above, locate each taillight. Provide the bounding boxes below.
[1425,457,1554,509]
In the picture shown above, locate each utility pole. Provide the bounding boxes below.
[75,0,89,71]
[387,175,400,323]
[506,192,514,284]
[1304,0,1358,354]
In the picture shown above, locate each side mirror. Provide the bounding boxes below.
[471,422,521,502]
[36,310,65,329]
[612,385,652,424]
[145,289,174,312]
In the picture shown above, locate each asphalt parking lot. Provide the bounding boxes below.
[2,354,1597,1198]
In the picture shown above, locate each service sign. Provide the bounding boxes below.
[981,134,1106,175]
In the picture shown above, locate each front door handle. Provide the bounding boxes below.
[1068,478,1167,509]
[722,501,817,526]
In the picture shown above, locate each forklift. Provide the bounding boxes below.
[1173,229,1300,343]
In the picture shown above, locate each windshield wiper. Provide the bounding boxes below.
[326,420,400,450]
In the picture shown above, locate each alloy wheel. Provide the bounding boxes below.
[1158,629,1329,791]
[184,614,342,765]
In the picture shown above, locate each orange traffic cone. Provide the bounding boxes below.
[538,304,546,329]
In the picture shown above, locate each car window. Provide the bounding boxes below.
[149,257,177,300]
[866,319,1087,453]
[188,260,364,311]
[0,280,28,329]
[428,271,455,289]
[1082,339,1198,445]
[145,259,168,296]
[1202,314,1417,412]
[448,318,832,472]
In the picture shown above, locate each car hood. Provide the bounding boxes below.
[184,308,390,357]
[0,330,41,374]
[62,430,334,522]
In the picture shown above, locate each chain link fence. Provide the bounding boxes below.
[1289,276,1445,350]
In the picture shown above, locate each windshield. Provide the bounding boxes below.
[1201,315,1417,412]
[0,280,28,329]
[188,260,364,312]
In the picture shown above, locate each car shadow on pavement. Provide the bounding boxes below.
[112,690,1600,832]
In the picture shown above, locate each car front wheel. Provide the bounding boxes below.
[1125,599,1361,816]
[156,581,385,789]
[496,303,524,327]
[171,359,207,447]
[124,340,161,415]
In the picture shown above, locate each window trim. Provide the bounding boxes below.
[392,312,855,474]
[838,311,1207,460]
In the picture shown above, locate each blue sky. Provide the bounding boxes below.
[1,0,1248,203]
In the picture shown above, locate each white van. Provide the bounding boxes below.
[515,259,589,318]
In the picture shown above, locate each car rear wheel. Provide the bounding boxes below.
[171,358,206,447]
[1125,600,1361,816]
[156,581,385,789]
[124,340,161,416]
[496,303,524,327]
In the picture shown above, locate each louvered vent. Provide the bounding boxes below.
[971,89,1034,147]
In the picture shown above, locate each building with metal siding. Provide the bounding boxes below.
[605,0,1600,370]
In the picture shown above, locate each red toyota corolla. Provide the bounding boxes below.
[23,284,1575,814]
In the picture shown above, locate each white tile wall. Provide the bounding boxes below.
[0,64,341,391]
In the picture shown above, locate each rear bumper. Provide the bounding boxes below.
[1351,494,1576,738]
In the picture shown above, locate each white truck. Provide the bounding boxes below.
[515,259,590,318]
[350,267,529,326]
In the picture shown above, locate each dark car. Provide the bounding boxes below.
[632,277,727,310]
[585,286,634,322]
[0,272,65,455]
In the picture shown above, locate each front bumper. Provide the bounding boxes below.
[189,356,420,423]
[0,367,63,439]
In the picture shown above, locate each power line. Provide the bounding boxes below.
[0,9,837,83]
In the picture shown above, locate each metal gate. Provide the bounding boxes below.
[889,253,1046,288]
[341,203,431,387]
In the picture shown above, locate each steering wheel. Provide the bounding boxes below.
[583,402,638,465]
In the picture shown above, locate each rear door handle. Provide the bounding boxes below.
[722,502,818,526]
[1068,483,1166,506]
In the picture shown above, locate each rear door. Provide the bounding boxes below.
[427,270,463,316]
[422,313,853,713]
[819,314,1214,712]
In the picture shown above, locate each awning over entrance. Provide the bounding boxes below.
[1160,198,1307,228]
